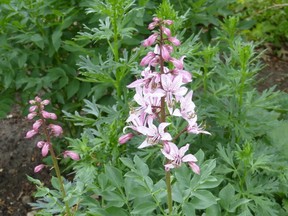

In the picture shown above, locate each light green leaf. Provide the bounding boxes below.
[219,183,235,210]
[131,201,157,215]
[105,165,124,188]
[134,155,149,176]
[190,190,217,209]
[120,157,135,170]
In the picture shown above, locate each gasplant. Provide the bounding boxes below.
[120,16,211,214]
[25,96,79,215]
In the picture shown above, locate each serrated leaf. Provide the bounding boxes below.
[26,175,43,186]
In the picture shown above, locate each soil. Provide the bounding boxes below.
[0,48,287,216]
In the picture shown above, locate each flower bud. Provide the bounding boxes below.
[29,105,37,113]
[168,36,181,46]
[164,19,173,25]
[161,45,171,61]
[63,151,80,161]
[140,52,156,66]
[42,142,50,157]
[161,26,171,37]
[41,110,57,120]
[33,119,43,131]
[35,96,42,103]
[48,124,63,137]
[36,141,45,148]
[143,33,158,47]
[41,100,50,105]
[118,133,133,144]
[27,112,37,120]
[25,129,38,139]
[34,164,45,173]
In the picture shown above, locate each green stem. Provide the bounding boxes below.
[165,171,173,214]
[159,23,173,215]
[41,115,72,216]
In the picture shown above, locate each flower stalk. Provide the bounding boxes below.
[120,17,210,214]
[25,96,80,216]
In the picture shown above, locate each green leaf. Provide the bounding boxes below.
[131,201,157,215]
[120,157,135,170]
[219,183,235,210]
[26,175,43,186]
[134,155,149,176]
[51,176,60,191]
[105,165,124,188]
[66,79,80,99]
[190,190,217,209]
[31,34,44,49]
[229,198,251,212]
[106,207,129,216]
[101,190,125,205]
[183,202,196,216]
[206,204,221,216]
[52,29,62,51]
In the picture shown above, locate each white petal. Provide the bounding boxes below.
[182,154,197,163]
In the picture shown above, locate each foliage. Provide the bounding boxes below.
[231,0,288,45]
[0,0,93,117]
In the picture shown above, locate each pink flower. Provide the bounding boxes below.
[161,26,171,37]
[124,113,147,133]
[29,105,37,113]
[25,129,38,139]
[119,133,134,144]
[160,45,173,61]
[27,112,37,120]
[161,74,188,112]
[63,151,80,161]
[41,142,50,157]
[41,99,50,105]
[34,164,45,173]
[168,37,181,46]
[169,57,185,69]
[148,17,160,30]
[173,91,196,123]
[140,52,157,66]
[36,140,45,148]
[33,119,43,131]
[143,33,158,47]
[48,124,63,137]
[137,118,172,148]
[186,118,211,135]
[161,142,200,174]
[41,111,57,120]
[163,19,173,25]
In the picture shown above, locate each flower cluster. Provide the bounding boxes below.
[25,96,80,173]
[120,18,210,174]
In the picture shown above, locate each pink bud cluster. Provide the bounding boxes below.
[119,18,211,174]
[25,96,80,173]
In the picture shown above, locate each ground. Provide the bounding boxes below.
[0,48,287,216]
